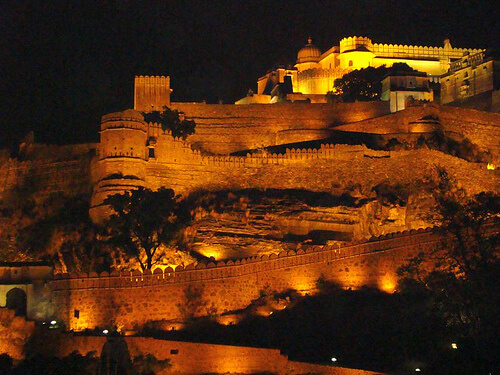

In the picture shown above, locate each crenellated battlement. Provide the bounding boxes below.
[101,109,146,127]
[338,35,484,60]
[134,75,172,112]
[99,152,146,159]
[339,36,373,53]
[51,227,436,290]
[100,121,147,132]
[371,42,483,60]
[50,227,445,330]
[144,133,392,167]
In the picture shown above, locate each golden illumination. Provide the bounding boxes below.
[195,244,225,261]
[379,275,397,293]
[216,314,242,326]
[487,163,496,170]
[152,264,179,272]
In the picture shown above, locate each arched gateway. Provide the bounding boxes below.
[6,287,27,316]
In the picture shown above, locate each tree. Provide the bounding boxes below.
[331,63,416,102]
[398,169,500,373]
[331,66,387,102]
[143,106,195,140]
[104,187,190,270]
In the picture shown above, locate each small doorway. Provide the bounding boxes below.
[6,287,27,316]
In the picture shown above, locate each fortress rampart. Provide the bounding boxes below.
[89,106,500,221]
[50,228,439,330]
[334,104,500,160]
[169,101,390,154]
[0,151,95,199]
[128,140,499,197]
[46,336,382,375]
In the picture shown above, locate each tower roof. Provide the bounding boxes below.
[296,37,321,64]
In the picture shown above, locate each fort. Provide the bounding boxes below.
[1,78,498,331]
[51,228,439,331]
[0,35,499,373]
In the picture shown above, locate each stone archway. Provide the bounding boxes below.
[6,287,27,316]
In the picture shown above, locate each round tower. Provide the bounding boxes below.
[90,109,148,222]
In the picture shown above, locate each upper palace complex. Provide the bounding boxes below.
[242,36,484,105]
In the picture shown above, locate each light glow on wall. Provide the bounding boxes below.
[379,275,397,293]
[195,244,225,261]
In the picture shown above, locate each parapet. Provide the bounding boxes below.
[370,40,483,60]
[50,227,437,290]
[101,109,147,132]
[339,36,373,53]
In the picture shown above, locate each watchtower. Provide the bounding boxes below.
[134,75,172,112]
[90,109,148,222]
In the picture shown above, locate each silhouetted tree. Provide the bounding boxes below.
[143,106,195,139]
[331,66,386,102]
[104,187,190,270]
[398,169,500,373]
[332,63,415,102]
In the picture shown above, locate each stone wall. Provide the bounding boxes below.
[50,229,439,331]
[0,144,96,199]
[333,104,500,161]
[170,102,390,154]
[142,141,499,198]
[91,121,500,220]
[50,335,384,374]
[438,105,500,159]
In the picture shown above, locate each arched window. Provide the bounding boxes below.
[348,60,353,67]
[6,288,27,316]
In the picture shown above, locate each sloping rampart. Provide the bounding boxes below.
[50,229,439,330]
[48,336,384,375]
[0,157,93,198]
[332,105,500,160]
[169,102,389,154]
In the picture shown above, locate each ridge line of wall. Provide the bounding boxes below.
[50,228,436,291]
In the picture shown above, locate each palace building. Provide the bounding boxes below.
[441,50,500,112]
[238,36,483,105]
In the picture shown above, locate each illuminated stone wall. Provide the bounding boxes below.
[334,104,500,161]
[170,101,390,154]
[90,105,500,220]
[0,145,95,199]
[50,229,442,331]
[140,143,499,198]
[47,335,383,375]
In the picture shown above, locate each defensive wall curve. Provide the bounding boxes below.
[333,104,500,161]
[46,336,384,375]
[170,101,390,154]
[91,117,500,222]
[50,228,440,331]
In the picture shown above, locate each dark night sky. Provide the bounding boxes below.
[0,0,498,147]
